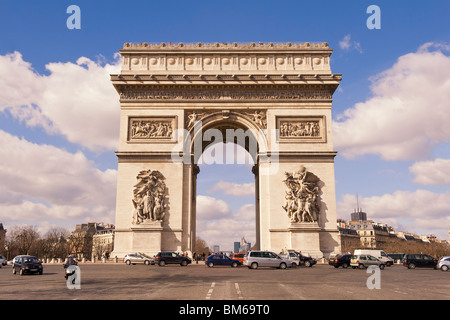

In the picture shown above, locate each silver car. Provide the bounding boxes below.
[437,256,450,271]
[123,253,154,265]
[244,250,292,269]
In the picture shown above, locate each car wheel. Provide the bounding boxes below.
[304,261,311,267]
[250,262,258,269]
[379,264,385,270]
[144,260,150,265]
[279,262,287,269]
[231,262,238,268]
[125,260,131,265]
[12,267,16,275]
[39,270,43,275]
[342,263,349,268]
[207,262,214,268]
[358,264,365,269]
[408,263,416,269]
[158,260,166,267]
[20,268,24,276]
[181,260,188,266]
[334,265,339,268]
[441,265,449,271]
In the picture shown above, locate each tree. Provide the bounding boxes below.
[8,226,40,255]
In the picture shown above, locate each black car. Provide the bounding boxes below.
[155,252,191,266]
[402,254,438,269]
[12,255,43,275]
[206,254,241,268]
[329,254,352,268]
[295,252,317,267]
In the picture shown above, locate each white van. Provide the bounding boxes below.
[353,249,394,266]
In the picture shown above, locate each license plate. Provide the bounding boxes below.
[30,269,37,271]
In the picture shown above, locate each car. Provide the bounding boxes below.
[402,254,438,269]
[12,255,43,275]
[232,252,245,264]
[206,254,241,267]
[329,254,352,268]
[0,255,7,267]
[354,249,394,266]
[295,252,317,267]
[350,254,386,270]
[123,253,154,265]
[279,251,301,267]
[437,256,450,271]
[155,252,191,266]
[243,250,292,269]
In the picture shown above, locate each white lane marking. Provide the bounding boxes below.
[235,282,244,300]
[206,282,215,299]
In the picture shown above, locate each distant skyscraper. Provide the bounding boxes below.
[350,209,367,221]
[234,242,240,253]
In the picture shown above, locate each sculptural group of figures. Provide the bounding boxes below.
[130,120,172,138]
[282,165,321,223]
[132,170,167,224]
[280,121,320,137]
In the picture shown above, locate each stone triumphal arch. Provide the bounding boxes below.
[111,42,342,258]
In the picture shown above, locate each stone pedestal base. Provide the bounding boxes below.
[112,221,163,258]
[289,223,323,258]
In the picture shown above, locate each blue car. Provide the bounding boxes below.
[206,254,241,268]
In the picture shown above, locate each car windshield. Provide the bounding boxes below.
[24,257,39,263]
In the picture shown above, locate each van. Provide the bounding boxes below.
[353,249,394,266]
[244,250,292,269]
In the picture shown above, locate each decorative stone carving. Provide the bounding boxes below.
[132,170,168,224]
[282,165,321,223]
[276,116,326,142]
[280,120,320,137]
[186,111,206,130]
[119,85,334,102]
[128,117,175,141]
[246,110,267,129]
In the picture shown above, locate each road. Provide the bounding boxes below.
[1,262,448,301]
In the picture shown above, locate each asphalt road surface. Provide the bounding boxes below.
[1,262,448,302]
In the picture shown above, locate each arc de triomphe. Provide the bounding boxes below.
[110,42,342,258]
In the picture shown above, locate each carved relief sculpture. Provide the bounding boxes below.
[282,165,321,223]
[280,120,320,137]
[128,117,175,141]
[132,170,167,224]
[246,110,267,129]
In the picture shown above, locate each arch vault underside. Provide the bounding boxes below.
[111,42,342,259]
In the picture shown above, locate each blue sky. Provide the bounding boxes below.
[1,0,450,250]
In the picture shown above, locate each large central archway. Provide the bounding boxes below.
[111,42,342,259]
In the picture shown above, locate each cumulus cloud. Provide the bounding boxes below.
[409,158,450,185]
[333,43,450,161]
[337,191,450,239]
[196,195,232,220]
[196,195,255,250]
[0,51,121,152]
[0,130,117,225]
[207,181,255,197]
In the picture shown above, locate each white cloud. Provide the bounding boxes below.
[196,195,232,220]
[337,191,450,240]
[207,181,255,197]
[0,51,121,152]
[196,195,256,250]
[0,130,117,225]
[334,43,450,161]
[339,34,363,53]
[409,158,450,185]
